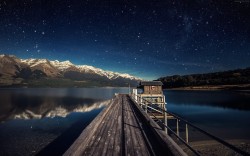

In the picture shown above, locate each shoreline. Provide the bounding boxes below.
[164,84,250,92]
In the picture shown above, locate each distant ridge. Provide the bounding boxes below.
[0,54,141,87]
[157,67,250,90]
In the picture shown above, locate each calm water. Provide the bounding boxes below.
[164,90,250,140]
[0,88,250,155]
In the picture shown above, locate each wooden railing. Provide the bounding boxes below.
[130,94,249,156]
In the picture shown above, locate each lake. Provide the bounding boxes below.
[164,90,250,141]
[0,88,250,155]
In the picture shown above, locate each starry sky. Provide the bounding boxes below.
[0,0,250,80]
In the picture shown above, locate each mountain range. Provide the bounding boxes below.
[0,54,141,87]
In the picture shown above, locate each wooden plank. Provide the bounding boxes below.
[125,96,141,155]
[86,97,119,155]
[101,97,121,155]
[126,96,150,156]
[123,95,135,155]
[63,98,116,156]
[130,96,151,156]
[110,97,122,155]
[123,95,151,156]
[83,105,113,154]
[112,105,122,155]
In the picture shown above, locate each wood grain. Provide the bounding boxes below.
[64,94,186,156]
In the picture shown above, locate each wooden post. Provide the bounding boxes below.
[186,124,189,143]
[177,119,179,137]
[128,83,130,95]
[140,97,142,108]
[163,96,168,134]
[165,111,168,134]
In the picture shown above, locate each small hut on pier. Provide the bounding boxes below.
[138,81,163,94]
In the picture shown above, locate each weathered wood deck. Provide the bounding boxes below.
[64,94,186,156]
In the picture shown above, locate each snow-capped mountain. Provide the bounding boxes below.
[20,57,140,80]
[0,54,141,87]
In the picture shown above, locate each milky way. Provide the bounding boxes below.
[0,0,250,80]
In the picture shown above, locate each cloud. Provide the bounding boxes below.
[157,59,223,69]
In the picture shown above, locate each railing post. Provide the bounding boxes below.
[177,119,179,137]
[186,124,189,143]
[140,98,142,108]
[128,83,130,95]
[165,111,168,134]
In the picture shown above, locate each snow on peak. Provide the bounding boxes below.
[61,60,73,65]
[21,58,49,67]
[76,64,107,76]
[77,65,102,71]
[76,65,140,80]
[0,54,16,58]
[117,73,137,79]
[0,54,6,59]
[50,60,73,70]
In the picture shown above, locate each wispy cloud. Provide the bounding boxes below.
[157,59,224,69]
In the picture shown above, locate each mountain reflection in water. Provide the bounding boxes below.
[0,87,130,122]
[0,88,128,156]
[0,93,112,122]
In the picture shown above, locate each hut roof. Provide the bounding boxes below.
[139,81,163,86]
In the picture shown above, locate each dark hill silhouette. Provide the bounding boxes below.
[157,67,250,89]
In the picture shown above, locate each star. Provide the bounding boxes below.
[0,1,248,80]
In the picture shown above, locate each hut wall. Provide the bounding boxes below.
[143,86,162,94]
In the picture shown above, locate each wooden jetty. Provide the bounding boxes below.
[64,94,186,156]
[63,81,249,156]
[64,81,249,156]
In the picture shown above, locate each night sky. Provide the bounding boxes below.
[0,0,250,80]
